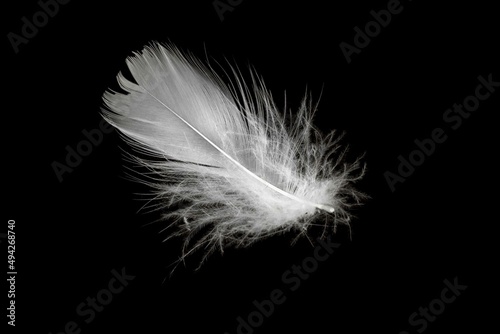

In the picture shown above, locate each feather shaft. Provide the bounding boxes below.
[147,89,334,213]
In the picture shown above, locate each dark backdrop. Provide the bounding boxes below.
[5,0,498,333]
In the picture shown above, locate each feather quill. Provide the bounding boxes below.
[102,43,364,262]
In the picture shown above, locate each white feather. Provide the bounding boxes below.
[102,43,364,262]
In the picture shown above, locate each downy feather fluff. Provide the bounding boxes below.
[102,42,365,262]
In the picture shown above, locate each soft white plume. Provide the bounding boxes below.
[102,42,365,263]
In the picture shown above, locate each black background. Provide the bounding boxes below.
[4,0,498,333]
